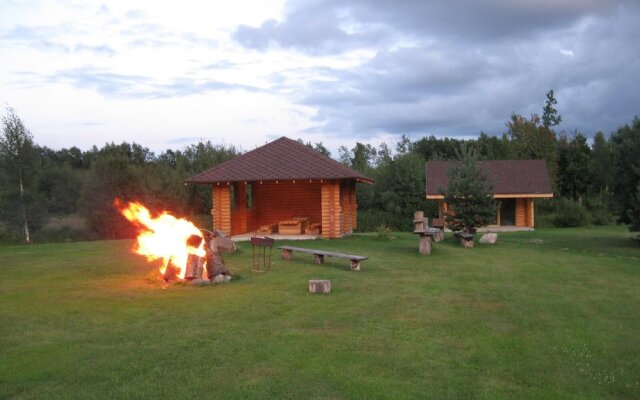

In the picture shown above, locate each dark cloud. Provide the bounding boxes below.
[46,67,261,99]
[249,0,640,139]
[234,2,391,54]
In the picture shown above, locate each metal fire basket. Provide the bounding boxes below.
[251,235,274,272]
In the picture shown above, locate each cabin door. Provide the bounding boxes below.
[499,199,516,226]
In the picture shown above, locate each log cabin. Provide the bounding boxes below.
[426,160,553,229]
[186,137,374,238]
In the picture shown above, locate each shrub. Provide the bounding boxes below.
[375,224,395,240]
[584,195,615,226]
[356,210,397,232]
[551,198,589,227]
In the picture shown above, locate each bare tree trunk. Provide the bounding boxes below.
[18,168,30,243]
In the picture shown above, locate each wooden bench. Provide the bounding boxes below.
[278,245,367,271]
[305,222,321,235]
[454,232,474,241]
[429,218,444,242]
[413,228,439,254]
[454,232,475,248]
[257,223,278,235]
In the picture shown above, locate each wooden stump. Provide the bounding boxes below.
[434,229,445,242]
[350,259,361,271]
[419,234,432,254]
[460,238,474,248]
[281,248,293,260]
[313,254,325,264]
[309,279,331,294]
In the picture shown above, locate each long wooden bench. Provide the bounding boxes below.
[278,245,367,271]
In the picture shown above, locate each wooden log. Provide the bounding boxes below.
[163,260,178,282]
[419,234,432,254]
[184,254,201,280]
[350,259,361,271]
[184,235,204,280]
[309,279,331,294]
[434,229,445,242]
[313,254,325,264]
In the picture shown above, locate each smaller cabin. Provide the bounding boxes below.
[426,160,553,229]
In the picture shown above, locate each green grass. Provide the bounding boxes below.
[1,226,639,399]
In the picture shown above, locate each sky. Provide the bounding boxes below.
[1,0,639,155]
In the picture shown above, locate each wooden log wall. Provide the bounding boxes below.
[251,181,322,232]
[211,186,231,235]
[321,181,343,238]
[349,182,358,231]
[340,181,357,233]
[515,198,527,227]
[526,198,534,228]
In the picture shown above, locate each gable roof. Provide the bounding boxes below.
[186,136,374,184]
[426,159,553,198]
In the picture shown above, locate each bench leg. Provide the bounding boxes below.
[281,249,292,260]
[350,259,361,271]
[313,254,325,264]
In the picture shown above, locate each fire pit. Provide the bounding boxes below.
[117,200,233,285]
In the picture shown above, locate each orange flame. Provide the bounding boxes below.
[116,200,205,279]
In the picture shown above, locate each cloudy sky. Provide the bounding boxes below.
[1,0,638,154]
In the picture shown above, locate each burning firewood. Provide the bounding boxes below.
[184,235,205,280]
[163,258,178,282]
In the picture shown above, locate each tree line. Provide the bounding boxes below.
[1,91,639,243]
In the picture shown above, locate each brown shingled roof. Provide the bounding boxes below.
[426,159,553,197]
[186,136,374,184]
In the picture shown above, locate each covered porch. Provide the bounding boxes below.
[211,179,359,239]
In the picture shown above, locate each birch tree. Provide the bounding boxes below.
[0,107,35,243]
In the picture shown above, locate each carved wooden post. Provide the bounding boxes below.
[413,211,425,232]
[309,280,331,293]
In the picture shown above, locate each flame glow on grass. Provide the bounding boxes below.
[116,200,204,279]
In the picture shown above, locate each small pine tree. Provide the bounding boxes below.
[440,146,497,234]
[542,89,562,128]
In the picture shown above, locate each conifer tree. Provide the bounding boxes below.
[440,145,496,234]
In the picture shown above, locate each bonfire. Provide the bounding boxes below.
[116,200,231,284]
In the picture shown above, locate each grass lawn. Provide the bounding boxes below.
[1,225,639,399]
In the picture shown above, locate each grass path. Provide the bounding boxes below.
[1,226,639,399]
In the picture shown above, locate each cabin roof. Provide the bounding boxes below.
[426,159,553,197]
[186,136,374,184]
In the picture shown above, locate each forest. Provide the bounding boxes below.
[1,92,639,243]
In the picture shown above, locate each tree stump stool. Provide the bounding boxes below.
[309,279,331,294]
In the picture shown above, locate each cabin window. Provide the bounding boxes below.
[230,183,237,210]
[245,183,253,209]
